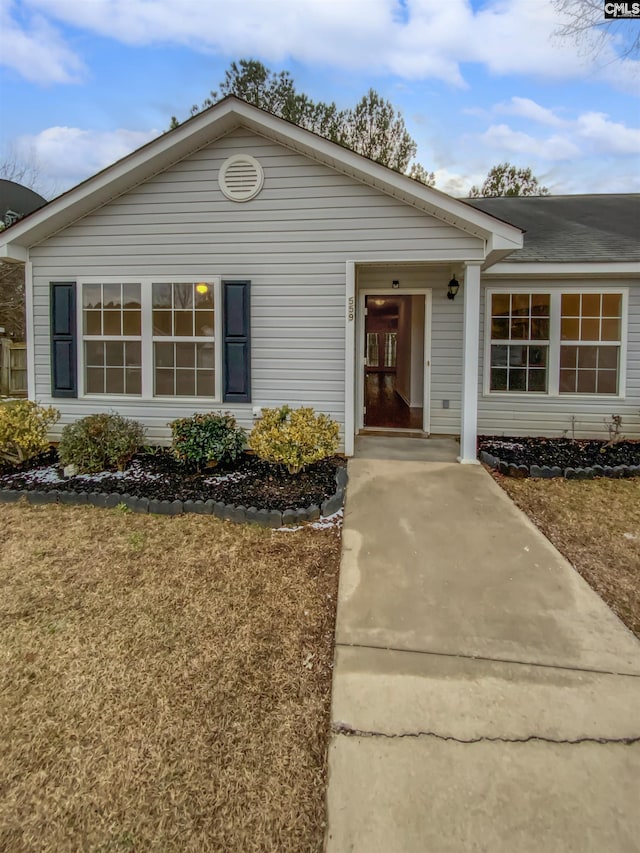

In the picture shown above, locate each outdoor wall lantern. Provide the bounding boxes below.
[392,280,400,289]
[447,276,460,300]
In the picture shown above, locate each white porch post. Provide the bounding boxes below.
[24,258,35,400]
[344,261,356,457]
[459,261,481,464]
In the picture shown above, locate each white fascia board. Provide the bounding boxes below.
[486,231,525,254]
[0,243,28,262]
[0,97,523,253]
[484,261,640,278]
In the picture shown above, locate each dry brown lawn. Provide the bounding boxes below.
[0,503,341,852]
[495,475,640,638]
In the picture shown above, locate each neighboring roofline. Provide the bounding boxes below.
[483,261,640,278]
[0,96,523,261]
[469,192,640,200]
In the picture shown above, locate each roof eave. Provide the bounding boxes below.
[0,242,28,262]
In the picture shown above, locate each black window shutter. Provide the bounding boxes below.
[50,282,77,398]
[222,280,251,403]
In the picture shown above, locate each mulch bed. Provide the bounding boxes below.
[479,436,640,472]
[0,449,346,512]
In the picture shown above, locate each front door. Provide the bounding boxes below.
[364,295,424,429]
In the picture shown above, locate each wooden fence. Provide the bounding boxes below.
[0,338,27,396]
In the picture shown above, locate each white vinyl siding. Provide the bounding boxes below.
[30,128,482,443]
[478,279,640,439]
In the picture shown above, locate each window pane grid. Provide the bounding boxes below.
[490,345,549,393]
[491,292,550,343]
[559,293,621,394]
[490,293,550,393]
[152,282,215,339]
[82,283,141,396]
[154,342,215,397]
[561,293,622,342]
[151,283,216,398]
[489,291,622,397]
[84,340,141,395]
[81,280,218,400]
[559,345,619,395]
[83,282,141,337]
[384,333,397,368]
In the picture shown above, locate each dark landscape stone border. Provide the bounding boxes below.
[0,466,348,528]
[479,450,640,480]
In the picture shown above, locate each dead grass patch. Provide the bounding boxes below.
[495,475,640,638]
[0,503,341,852]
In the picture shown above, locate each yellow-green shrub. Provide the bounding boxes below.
[248,405,339,474]
[0,400,59,466]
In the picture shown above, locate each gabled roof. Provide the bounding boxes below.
[0,96,522,264]
[466,194,640,264]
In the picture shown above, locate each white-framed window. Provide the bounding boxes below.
[489,292,550,393]
[485,287,627,398]
[558,292,622,395]
[79,277,221,400]
[82,282,142,395]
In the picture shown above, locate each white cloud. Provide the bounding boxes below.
[479,124,581,160]
[459,100,640,193]
[17,126,158,189]
[575,111,640,155]
[0,0,84,84]
[494,97,568,128]
[430,167,484,198]
[472,99,640,166]
[11,0,639,90]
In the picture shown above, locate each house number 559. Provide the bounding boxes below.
[347,296,355,322]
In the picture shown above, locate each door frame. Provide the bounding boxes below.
[356,288,432,434]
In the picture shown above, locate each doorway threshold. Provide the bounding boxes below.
[359,428,427,439]
[355,434,460,462]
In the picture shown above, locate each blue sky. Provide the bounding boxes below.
[1,0,638,199]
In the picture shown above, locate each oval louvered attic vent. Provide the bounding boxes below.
[219,154,264,202]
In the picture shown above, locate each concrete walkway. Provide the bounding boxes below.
[325,437,640,853]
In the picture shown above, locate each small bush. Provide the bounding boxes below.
[59,413,146,474]
[170,411,246,471]
[249,405,339,474]
[0,400,59,466]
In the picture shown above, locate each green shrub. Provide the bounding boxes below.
[0,400,59,466]
[169,411,246,471]
[59,413,146,474]
[248,405,339,474]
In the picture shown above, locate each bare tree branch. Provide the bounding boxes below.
[0,261,25,339]
[552,0,640,62]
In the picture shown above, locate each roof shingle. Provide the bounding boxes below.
[465,194,640,263]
